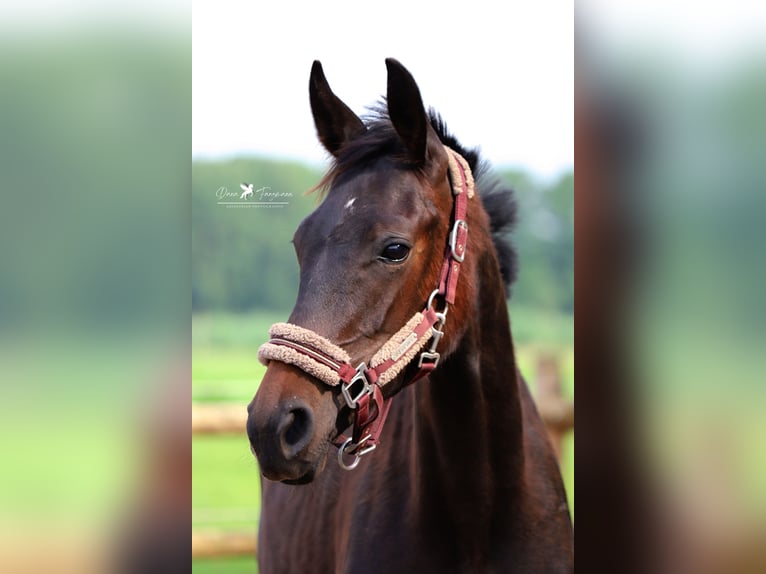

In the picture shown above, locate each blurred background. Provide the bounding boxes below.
[192,3,574,573]
[578,1,766,572]
[0,1,189,573]
[1,0,763,572]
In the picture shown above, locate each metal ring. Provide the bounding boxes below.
[337,435,377,470]
[426,289,449,315]
[337,437,362,471]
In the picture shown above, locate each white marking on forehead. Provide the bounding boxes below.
[344,197,356,209]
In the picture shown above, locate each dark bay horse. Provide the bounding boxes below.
[247,58,573,573]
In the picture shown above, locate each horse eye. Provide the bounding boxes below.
[379,243,410,263]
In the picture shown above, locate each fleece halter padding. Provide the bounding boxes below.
[444,145,475,199]
[258,311,437,389]
[257,322,352,387]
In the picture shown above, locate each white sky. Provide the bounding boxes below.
[1,0,762,180]
[192,1,574,179]
[579,0,766,67]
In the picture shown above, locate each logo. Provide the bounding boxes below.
[392,332,419,361]
[215,184,293,208]
[240,183,254,199]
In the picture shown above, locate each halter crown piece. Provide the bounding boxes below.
[258,146,473,470]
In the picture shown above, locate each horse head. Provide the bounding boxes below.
[247,59,483,483]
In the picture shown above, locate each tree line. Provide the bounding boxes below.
[192,156,573,316]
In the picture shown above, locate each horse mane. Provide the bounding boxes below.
[315,103,519,295]
[427,109,519,295]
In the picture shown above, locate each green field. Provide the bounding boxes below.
[192,310,573,573]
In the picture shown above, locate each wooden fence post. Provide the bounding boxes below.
[534,354,572,461]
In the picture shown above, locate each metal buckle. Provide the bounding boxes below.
[449,219,468,262]
[341,362,372,409]
[337,435,377,471]
[417,350,440,369]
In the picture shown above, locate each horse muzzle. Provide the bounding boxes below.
[247,363,336,483]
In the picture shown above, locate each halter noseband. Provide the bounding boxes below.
[258,146,474,470]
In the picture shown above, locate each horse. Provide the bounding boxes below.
[247,58,573,573]
[240,183,254,200]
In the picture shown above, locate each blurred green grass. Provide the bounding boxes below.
[192,436,261,515]
[193,556,258,574]
[192,310,573,573]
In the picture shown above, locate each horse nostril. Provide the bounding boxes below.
[278,404,314,459]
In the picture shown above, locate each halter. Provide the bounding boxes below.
[258,146,474,470]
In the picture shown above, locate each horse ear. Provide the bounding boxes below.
[385,58,444,168]
[309,61,366,157]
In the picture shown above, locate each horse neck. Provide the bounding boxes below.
[412,252,525,515]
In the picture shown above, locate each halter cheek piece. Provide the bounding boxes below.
[258,146,474,470]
